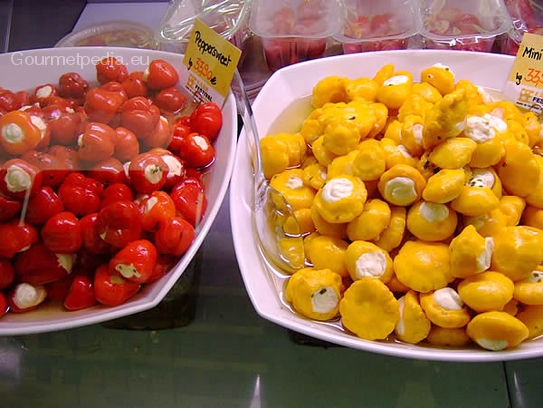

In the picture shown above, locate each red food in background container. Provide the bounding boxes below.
[419,0,513,52]
[249,0,339,71]
[334,0,421,53]
[499,0,543,55]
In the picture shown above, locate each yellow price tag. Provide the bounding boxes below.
[182,18,242,107]
[504,32,543,115]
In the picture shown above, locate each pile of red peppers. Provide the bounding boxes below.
[0,56,223,316]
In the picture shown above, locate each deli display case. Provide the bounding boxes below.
[1,1,543,407]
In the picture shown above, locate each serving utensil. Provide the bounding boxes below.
[231,69,305,273]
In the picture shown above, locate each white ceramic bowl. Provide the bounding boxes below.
[230,49,543,362]
[0,47,237,335]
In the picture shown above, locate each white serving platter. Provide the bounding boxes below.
[0,47,237,335]
[230,49,543,362]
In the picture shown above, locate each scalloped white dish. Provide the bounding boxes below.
[0,47,237,335]
[230,49,543,362]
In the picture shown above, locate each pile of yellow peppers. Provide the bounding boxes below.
[260,62,543,351]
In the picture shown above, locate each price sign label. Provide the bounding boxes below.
[503,32,543,116]
[181,18,242,107]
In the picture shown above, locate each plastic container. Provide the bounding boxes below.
[499,0,543,55]
[419,0,513,52]
[333,0,421,53]
[155,0,252,55]
[249,0,340,72]
[56,20,162,50]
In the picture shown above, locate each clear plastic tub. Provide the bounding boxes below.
[419,0,513,52]
[155,0,252,54]
[499,0,543,55]
[56,20,162,50]
[249,0,340,72]
[333,0,421,53]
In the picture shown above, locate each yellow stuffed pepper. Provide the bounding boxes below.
[422,168,466,203]
[285,267,345,321]
[339,277,400,340]
[269,168,316,211]
[406,200,458,242]
[376,70,414,110]
[449,225,494,279]
[466,311,529,351]
[491,226,543,281]
[313,174,368,224]
[420,63,456,96]
[377,164,426,206]
[393,240,453,293]
[304,234,350,278]
[311,75,348,108]
[347,198,391,242]
[394,290,432,344]
[422,88,468,150]
[420,287,472,328]
[513,266,543,305]
[344,240,393,283]
[457,271,515,313]
[260,132,308,179]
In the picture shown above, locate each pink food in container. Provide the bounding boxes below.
[499,0,543,55]
[334,0,421,53]
[249,0,339,72]
[419,0,513,52]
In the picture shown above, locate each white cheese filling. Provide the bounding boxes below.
[470,169,496,189]
[161,154,183,177]
[476,237,494,272]
[527,271,543,283]
[432,287,463,311]
[193,134,209,151]
[5,165,31,193]
[384,177,417,205]
[355,251,387,279]
[56,253,76,273]
[35,85,53,99]
[433,63,455,79]
[395,295,406,336]
[30,115,47,138]
[464,115,496,143]
[144,164,164,185]
[1,123,25,144]
[12,283,46,309]
[419,202,449,222]
[468,176,489,189]
[383,74,409,86]
[477,339,508,351]
[310,286,339,314]
[115,263,141,279]
[397,145,413,158]
[144,196,159,213]
[412,123,424,146]
[486,113,508,133]
[321,178,353,203]
[286,175,304,190]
